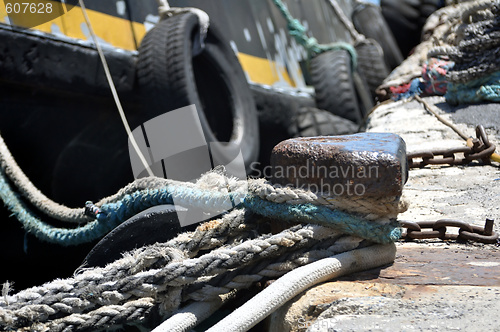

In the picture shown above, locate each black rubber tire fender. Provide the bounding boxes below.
[294,107,358,138]
[352,3,404,70]
[381,5,419,32]
[380,0,443,57]
[251,84,315,131]
[82,205,191,268]
[249,84,316,168]
[355,39,390,99]
[386,0,420,19]
[310,49,367,124]
[137,12,259,171]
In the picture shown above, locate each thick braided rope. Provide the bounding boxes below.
[0,223,344,329]
[3,165,404,245]
[0,167,117,244]
[103,174,406,220]
[243,196,401,243]
[0,167,246,245]
[183,228,343,297]
[156,236,364,332]
[25,298,155,332]
[1,209,250,309]
[28,228,355,332]
[249,179,407,218]
[184,234,363,302]
[3,210,257,331]
[7,231,363,332]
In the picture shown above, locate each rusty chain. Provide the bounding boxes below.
[407,125,496,168]
[402,100,499,244]
[404,125,498,244]
[399,218,499,244]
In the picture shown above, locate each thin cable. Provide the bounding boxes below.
[327,0,363,42]
[414,95,469,140]
[78,0,154,177]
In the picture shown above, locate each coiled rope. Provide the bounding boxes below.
[384,0,500,104]
[155,243,396,332]
[0,213,390,331]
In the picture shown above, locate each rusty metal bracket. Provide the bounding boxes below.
[400,218,499,244]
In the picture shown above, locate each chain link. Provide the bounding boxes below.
[400,218,499,244]
[407,125,497,168]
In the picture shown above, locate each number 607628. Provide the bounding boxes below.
[5,2,53,14]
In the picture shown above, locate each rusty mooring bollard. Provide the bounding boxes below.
[270,133,408,197]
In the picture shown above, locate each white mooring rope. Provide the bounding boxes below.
[206,243,396,332]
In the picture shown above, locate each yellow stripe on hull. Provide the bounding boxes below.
[0,1,298,87]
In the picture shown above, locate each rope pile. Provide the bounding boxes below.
[377,2,468,96]
[0,194,400,331]
[378,0,500,105]
[0,131,406,330]
[430,0,500,104]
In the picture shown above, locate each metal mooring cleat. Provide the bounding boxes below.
[270,133,408,197]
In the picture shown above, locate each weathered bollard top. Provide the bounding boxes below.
[270,133,408,197]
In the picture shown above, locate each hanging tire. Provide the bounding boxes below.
[294,107,358,137]
[250,84,315,131]
[137,12,259,171]
[310,49,369,124]
[352,2,404,69]
[355,39,390,99]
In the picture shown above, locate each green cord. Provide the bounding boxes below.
[271,0,357,69]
